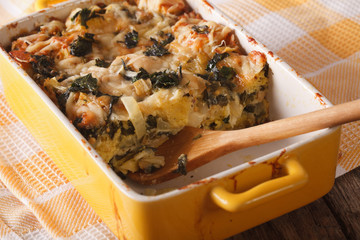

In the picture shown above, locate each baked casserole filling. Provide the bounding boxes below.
[8,0,269,177]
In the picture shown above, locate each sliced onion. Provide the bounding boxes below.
[121,96,146,139]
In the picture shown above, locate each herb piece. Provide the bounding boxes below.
[69,73,98,93]
[192,25,209,34]
[108,96,120,119]
[133,68,150,82]
[223,116,230,123]
[206,52,229,72]
[244,104,255,113]
[150,70,180,89]
[209,122,217,130]
[71,8,102,28]
[56,73,68,82]
[121,58,129,71]
[124,67,150,83]
[144,33,174,57]
[216,66,236,83]
[121,120,135,136]
[202,82,231,107]
[104,121,120,139]
[216,95,229,106]
[263,63,269,78]
[109,157,127,180]
[144,38,169,56]
[71,10,81,21]
[71,116,99,139]
[173,154,187,175]
[200,67,236,83]
[69,33,94,57]
[30,55,57,79]
[73,117,83,126]
[196,73,210,80]
[201,52,236,91]
[124,30,139,49]
[238,91,247,103]
[193,134,202,140]
[56,90,70,113]
[205,93,229,107]
[95,58,110,68]
[239,91,256,105]
[178,65,183,79]
[161,33,175,46]
[146,115,157,129]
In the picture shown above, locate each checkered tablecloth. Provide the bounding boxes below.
[0,0,359,239]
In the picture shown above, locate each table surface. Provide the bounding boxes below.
[229,167,360,240]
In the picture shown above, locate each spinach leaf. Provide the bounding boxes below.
[198,66,236,85]
[244,104,255,113]
[144,33,174,57]
[223,115,230,123]
[121,120,135,136]
[70,33,94,57]
[206,52,229,72]
[202,52,236,89]
[71,8,102,29]
[161,33,175,46]
[56,89,70,114]
[121,58,129,71]
[77,125,98,140]
[203,90,229,107]
[124,67,150,83]
[178,65,183,79]
[196,73,210,80]
[146,115,157,129]
[69,73,98,93]
[215,94,229,107]
[108,96,120,119]
[192,25,209,34]
[133,67,150,82]
[30,55,57,79]
[200,53,237,107]
[95,58,110,68]
[150,70,180,89]
[104,121,120,139]
[124,30,139,49]
[216,66,236,82]
[263,63,269,78]
[144,38,169,56]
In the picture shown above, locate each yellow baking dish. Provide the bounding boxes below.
[0,0,341,239]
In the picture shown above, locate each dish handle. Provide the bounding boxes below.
[210,157,309,212]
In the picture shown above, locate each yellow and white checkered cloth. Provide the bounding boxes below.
[0,0,359,239]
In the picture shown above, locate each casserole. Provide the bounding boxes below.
[6,0,270,177]
[0,0,341,239]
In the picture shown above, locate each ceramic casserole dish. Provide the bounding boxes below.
[0,0,341,239]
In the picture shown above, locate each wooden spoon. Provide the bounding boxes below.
[128,99,360,185]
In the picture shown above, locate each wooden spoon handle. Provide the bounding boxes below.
[221,99,360,152]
